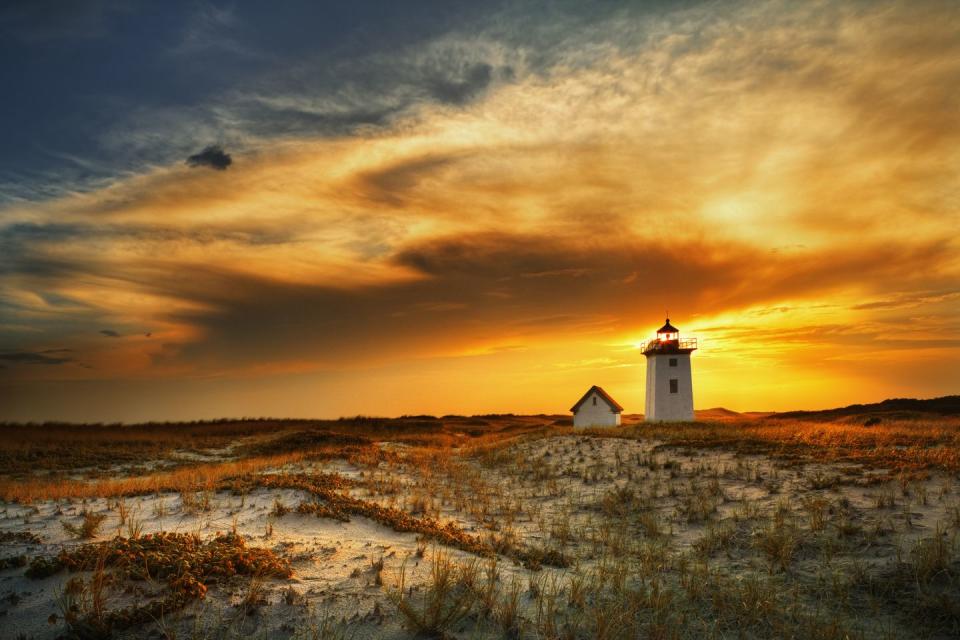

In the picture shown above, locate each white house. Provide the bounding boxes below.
[642,318,697,421]
[570,385,623,428]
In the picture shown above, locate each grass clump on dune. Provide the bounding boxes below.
[388,549,478,639]
[61,510,107,539]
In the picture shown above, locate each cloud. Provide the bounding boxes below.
[0,349,75,365]
[47,228,940,377]
[185,145,232,170]
[99,329,120,337]
[356,154,462,206]
[851,290,960,311]
[171,4,254,58]
[0,222,300,254]
[427,62,494,104]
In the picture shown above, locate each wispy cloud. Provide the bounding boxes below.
[0,349,75,365]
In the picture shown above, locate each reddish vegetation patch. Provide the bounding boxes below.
[28,532,291,634]
[222,470,353,495]
[0,531,41,544]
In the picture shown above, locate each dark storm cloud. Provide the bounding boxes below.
[186,146,232,170]
[0,349,75,365]
[99,329,120,338]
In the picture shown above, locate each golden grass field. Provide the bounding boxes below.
[0,406,958,639]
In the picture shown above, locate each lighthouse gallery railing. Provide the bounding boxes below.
[642,337,698,353]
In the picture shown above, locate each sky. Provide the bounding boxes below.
[1,0,958,422]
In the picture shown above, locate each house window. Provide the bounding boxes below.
[669,358,677,367]
[592,396,597,406]
[669,379,679,394]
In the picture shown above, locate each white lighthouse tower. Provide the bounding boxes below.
[643,318,697,422]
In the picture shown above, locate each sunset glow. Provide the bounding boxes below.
[1,1,958,421]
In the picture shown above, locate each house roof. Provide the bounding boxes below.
[657,318,679,334]
[570,385,624,413]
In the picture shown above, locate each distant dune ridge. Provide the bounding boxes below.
[769,395,960,421]
[636,395,959,423]
[1,396,957,429]
[693,407,749,421]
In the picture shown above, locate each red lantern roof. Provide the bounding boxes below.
[657,319,679,334]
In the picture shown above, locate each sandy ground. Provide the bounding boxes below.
[1,433,958,639]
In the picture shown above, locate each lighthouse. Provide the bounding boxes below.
[643,318,697,422]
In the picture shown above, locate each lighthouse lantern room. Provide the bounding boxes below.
[642,318,697,422]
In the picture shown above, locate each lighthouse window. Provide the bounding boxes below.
[592,396,597,406]
[669,379,679,393]
[669,358,677,367]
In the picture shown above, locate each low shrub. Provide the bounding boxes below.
[28,532,291,634]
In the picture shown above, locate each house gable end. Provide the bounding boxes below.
[570,385,624,413]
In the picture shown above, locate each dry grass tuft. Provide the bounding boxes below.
[61,510,107,539]
[388,549,477,638]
